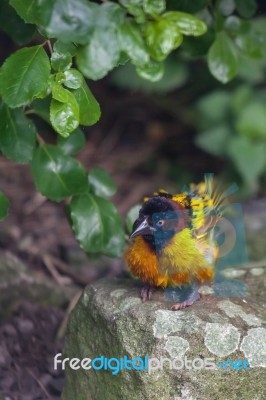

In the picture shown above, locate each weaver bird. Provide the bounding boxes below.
[125,175,236,310]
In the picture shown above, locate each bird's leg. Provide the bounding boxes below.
[170,283,200,311]
[140,284,156,302]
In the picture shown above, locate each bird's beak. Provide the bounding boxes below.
[130,218,154,238]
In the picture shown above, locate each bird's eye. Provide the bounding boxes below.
[156,220,164,227]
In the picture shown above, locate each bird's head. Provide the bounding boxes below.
[130,195,189,251]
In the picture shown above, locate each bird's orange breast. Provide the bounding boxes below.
[124,235,214,288]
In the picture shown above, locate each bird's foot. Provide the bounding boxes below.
[171,300,195,311]
[140,284,156,302]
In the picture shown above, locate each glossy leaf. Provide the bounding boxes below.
[31,144,88,201]
[0,46,50,108]
[57,128,86,155]
[71,79,101,126]
[163,11,207,36]
[50,90,79,137]
[31,97,51,123]
[76,28,120,80]
[207,32,238,83]
[53,41,78,57]
[70,194,125,257]
[228,137,266,184]
[237,102,266,140]
[64,69,83,89]
[10,0,99,44]
[196,125,230,156]
[235,0,257,18]
[118,21,150,66]
[0,0,35,45]
[235,35,262,59]
[216,0,235,16]
[143,0,165,15]
[145,20,183,61]
[0,103,36,163]
[9,0,40,24]
[119,0,146,23]
[0,192,9,221]
[88,168,117,197]
[126,204,141,233]
[52,84,69,103]
[51,51,72,72]
[136,60,164,81]
[112,59,187,92]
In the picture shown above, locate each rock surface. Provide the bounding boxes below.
[62,278,266,400]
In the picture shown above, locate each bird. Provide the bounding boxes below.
[124,174,236,310]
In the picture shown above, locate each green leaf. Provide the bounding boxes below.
[0,102,36,163]
[234,34,262,59]
[31,97,51,123]
[136,60,164,81]
[144,20,183,61]
[76,28,120,80]
[36,75,55,99]
[235,0,257,18]
[126,204,141,233]
[0,0,35,45]
[216,0,235,16]
[71,78,101,126]
[51,51,72,72]
[57,128,86,155]
[0,192,10,221]
[195,125,230,156]
[31,144,88,201]
[50,90,79,137]
[52,84,70,103]
[70,194,125,257]
[9,0,39,24]
[118,21,150,66]
[207,32,238,83]
[88,168,117,197]
[64,69,83,89]
[0,46,50,108]
[143,0,165,15]
[197,91,231,126]
[236,102,266,140]
[10,0,99,44]
[162,11,207,36]
[53,41,78,56]
[112,58,187,93]
[119,0,146,23]
[228,137,266,184]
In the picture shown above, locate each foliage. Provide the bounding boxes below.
[0,0,264,257]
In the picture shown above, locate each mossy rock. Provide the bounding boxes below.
[62,278,266,400]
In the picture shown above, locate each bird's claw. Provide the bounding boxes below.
[140,285,155,302]
[171,300,195,311]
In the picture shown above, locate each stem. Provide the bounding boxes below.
[37,133,45,144]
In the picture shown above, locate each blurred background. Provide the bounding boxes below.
[0,1,266,399]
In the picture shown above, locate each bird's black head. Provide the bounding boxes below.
[130,196,188,251]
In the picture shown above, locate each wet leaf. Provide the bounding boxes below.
[0,102,36,163]
[50,89,79,137]
[0,46,50,108]
[57,128,86,155]
[70,194,125,257]
[32,144,88,201]
[208,32,238,83]
[71,78,101,126]
[88,167,117,197]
